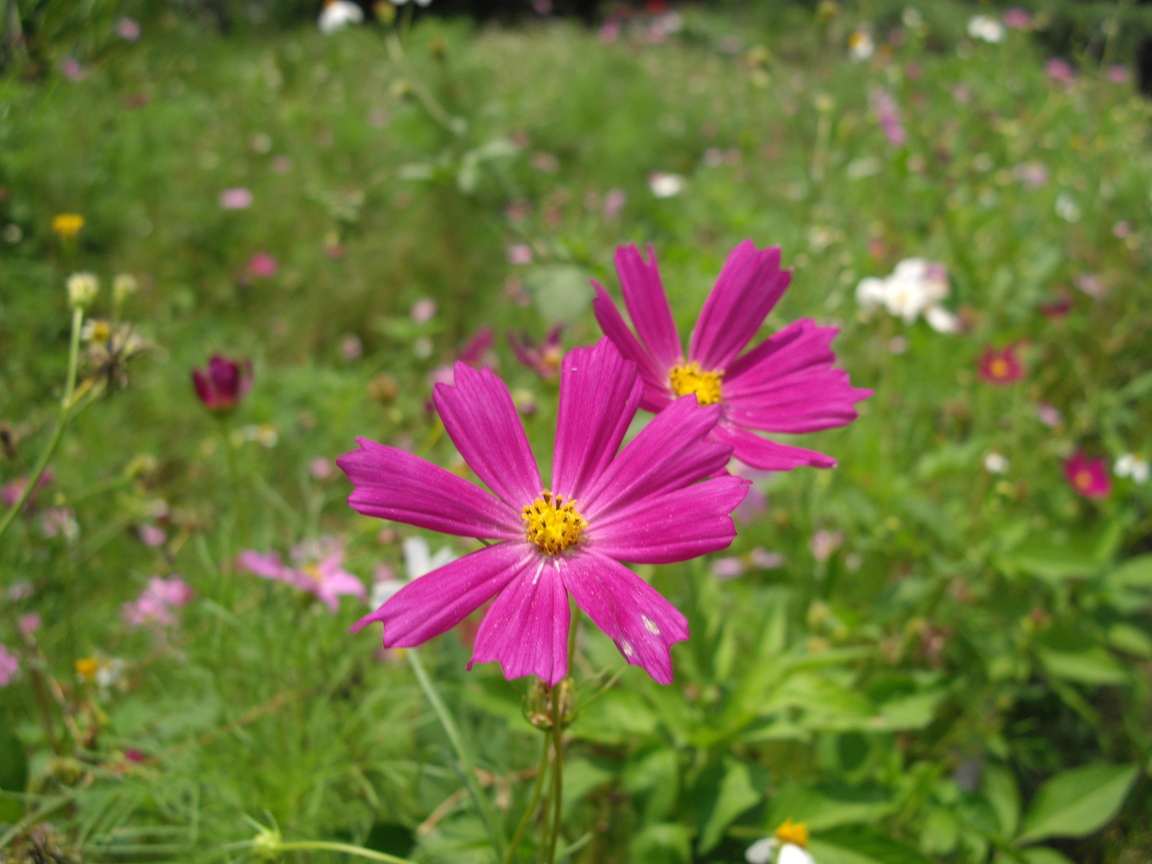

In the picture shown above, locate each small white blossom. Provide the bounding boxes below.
[1115,453,1150,484]
[857,258,956,332]
[967,15,1005,43]
[984,452,1009,474]
[648,172,685,198]
[318,0,364,33]
[66,272,99,308]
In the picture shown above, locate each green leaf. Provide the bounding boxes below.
[623,748,680,823]
[1107,555,1152,589]
[1016,763,1138,844]
[1021,848,1077,864]
[807,826,937,864]
[919,806,959,855]
[1106,622,1152,658]
[630,823,691,864]
[697,758,762,853]
[766,783,894,831]
[525,265,594,325]
[981,762,1021,838]
[1034,644,1129,686]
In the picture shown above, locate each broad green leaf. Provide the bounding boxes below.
[981,762,1021,838]
[526,265,593,325]
[623,748,680,823]
[1021,848,1076,864]
[766,783,894,831]
[697,758,762,853]
[1034,645,1129,686]
[1107,555,1152,589]
[808,826,936,864]
[561,759,614,820]
[630,823,691,864]
[920,806,959,855]
[1016,762,1138,844]
[1106,622,1152,658]
[571,689,659,744]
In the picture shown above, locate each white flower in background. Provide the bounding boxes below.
[857,258,956,331]
[66,272,99,308]
[1115,453,1150,484]
[319,0,364,33]
[370,537,456,607]
[648,172,685,198]
[848,27,875,61]
[746,819,815,864]
[984,452,1009,474]
[1055,192,1081,223]
[967,15,1005,43]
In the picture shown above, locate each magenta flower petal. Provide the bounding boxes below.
[469,558,571,686]
[591,474,748,564]
[591,282,675,412]
[433,363,542,507]
[713,421,836,470]
[563,551,689,684]
[582,396,730,517]
[314,554,367,612]
[615,244,682,369]
[553,340,643,498]
[352,542,527,645]
[237,550,292,581]
[687,241,791,371]
[338,438,520,540]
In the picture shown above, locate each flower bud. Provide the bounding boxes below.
[66,272,99,308]
[113,273,139,304]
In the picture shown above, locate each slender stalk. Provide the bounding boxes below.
[272,840,420,863]
[546,685,565,864]
[407,649,506,859]
[0,307,84,542]
[504,734,551,864]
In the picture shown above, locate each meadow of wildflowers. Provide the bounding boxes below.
[2,2,1152,863]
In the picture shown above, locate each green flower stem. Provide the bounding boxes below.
[272,840,420,863]
[546,684,565,864]
[504,734,551,864]
[406,649,506,860]
[0,306,84,543]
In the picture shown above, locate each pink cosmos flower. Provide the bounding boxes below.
[1108,65,1129,84]
[115,16,141,41]
[122,576,193,628]
[593,241,871,471]
[870,88,906,146]
[1002,7,1032,29]
[218,188,253,210]
[1046,58,1075,85]
[238,537,365,612]
[978,345,1024,385]
[340,339,749,685]
[0,645,17,686]
[1064,451,1111,500]
[247,252,278,279]
[192,354,253,413]
[508,325,564,380]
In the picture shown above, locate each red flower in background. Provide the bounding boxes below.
[1064,451,1111,499]
[978,345,1024,385]
[192,354,253,413]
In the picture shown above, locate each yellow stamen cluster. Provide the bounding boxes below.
[669,361,724,406]
[1074,470,1094,492]
[52,213,85,238]
[522,490,586,555]
[989,358,1010,379]
[774,818,809,848]
[302,564,324,584]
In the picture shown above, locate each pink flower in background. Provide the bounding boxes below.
[1046,58,1075,85]
[18,614,41,636]
[410,297,437,323]
[60,57,85,81]
[192,354,253,412]
[115,16,141,41]
[507,243,533,265]
[603,188,626,220]
[138,524,167,547]
[247,252,278,279]
[238,537,365,612]
[340,339,748,685]
[2,470,53,509]
[1002,7,1032,29]
[870,88,906,146]
[1108,65,1129,84]
[508,325,564,380]
[431,327,496,387]
[594,241,871,470]
[0,645,17,686]
[218,188,253,210]
[1037,403,1062,428]
[40,507,78,540]
[978,345,1024,385]
[1064,451,1111,499]
[310,457,334,480]
[122,576,193,628]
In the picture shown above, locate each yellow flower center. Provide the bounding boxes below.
[52,213,84,237]
[669,361,724,406]
[1075,470,1094,492]
[989,358,1010,379]
[76,657,99,682]
[522,490,587,555]
[302,564,324,584]
[774,818,809,848]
